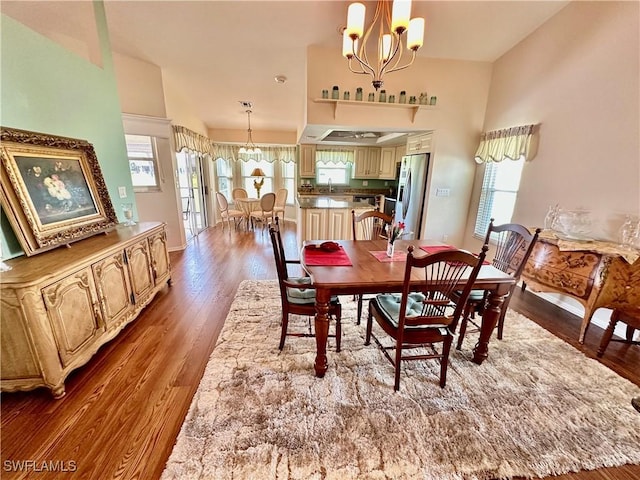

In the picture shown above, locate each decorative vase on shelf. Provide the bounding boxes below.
[355,87,363,101]
[386,241,395,258]
[331,86,339,100]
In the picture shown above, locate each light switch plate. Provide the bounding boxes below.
[118,186,127,198]
[435,188,450,197]
[362,180,368,186]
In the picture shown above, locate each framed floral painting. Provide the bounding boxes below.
[0,127,117,256]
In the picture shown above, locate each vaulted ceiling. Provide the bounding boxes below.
[2,1,569,134]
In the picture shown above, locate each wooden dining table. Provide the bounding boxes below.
[301,239,516,378]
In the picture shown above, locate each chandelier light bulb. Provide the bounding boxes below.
[407,17,425,50]
[346,2,365,39]
[391,0,411,33]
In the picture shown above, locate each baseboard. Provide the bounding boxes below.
[527,289,629,339]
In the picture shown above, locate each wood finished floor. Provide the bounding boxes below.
[1,224,639,480]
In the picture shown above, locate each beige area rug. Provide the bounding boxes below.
[162,280,640,480]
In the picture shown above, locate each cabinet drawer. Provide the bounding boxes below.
[524,242,602,300]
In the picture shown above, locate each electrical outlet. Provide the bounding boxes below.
[442,234,449,242]
[118,186,127,198]
[362,180,368,186]
[435,188,450,197]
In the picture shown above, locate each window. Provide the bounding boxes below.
[315,150,353,185]
[216,157,233,201]
[125,134,161,192]
[240,158,274,197]
[474,157,525,238]
[281,161,295,204]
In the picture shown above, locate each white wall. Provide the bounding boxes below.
[465,1,639,246]
[463,1,639,333]
[306,46,493,245]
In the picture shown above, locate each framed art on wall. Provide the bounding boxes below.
[0,126,118,256]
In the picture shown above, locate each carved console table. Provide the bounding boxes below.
[522,231,639,343]
[0,222,171,398]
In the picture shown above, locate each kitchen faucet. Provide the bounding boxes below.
[328,178,332,193]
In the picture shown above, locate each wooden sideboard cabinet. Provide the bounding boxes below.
[0,222,171,398]
[522,233,639,343]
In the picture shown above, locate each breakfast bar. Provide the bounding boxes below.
[296,195,374,246]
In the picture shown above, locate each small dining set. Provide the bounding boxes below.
[269,211,543,391]
[216,187,287,231]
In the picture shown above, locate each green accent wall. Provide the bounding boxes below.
[0,3,133,259]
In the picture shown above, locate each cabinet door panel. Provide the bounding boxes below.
[126,240,154,304]
[305,209,327,240]
[149,231,171,285]
[42,270,103,367]
[327,209,350,240]
[93,253,132,328]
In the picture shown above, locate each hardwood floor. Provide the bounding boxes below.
[1,224,638,480]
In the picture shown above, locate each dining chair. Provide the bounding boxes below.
[269,217,342,351]
[352,209,394,325]
[273,188,288,223]
[231,187,250,228]
[366,244,488,390]
[215,192,244,231]
[250,192,276,231]
[455,219,541,350]
[597,308,640,358]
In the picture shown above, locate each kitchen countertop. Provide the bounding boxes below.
[297,195,376,209]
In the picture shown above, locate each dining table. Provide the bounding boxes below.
[235,197,260,229]
[300,238,516,378]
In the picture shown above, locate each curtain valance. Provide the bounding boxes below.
[212,144,296,163]
[172,125,215,157]
[316,149,354,165]
[474,124,538,164]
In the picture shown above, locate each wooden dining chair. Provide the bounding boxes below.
[597,308,640,358]
[215,192,244,231]
[352,209,394,325]
[268,217,342,351]
[366,244,488,390]
[455,219,541,350]
[352,209,393,241]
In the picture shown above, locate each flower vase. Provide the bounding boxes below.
[386,241,395,258]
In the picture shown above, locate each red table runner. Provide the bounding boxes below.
[304,245,353,266]
[419,245,455,254]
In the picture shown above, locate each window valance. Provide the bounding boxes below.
[172,125,215,157]
[212,144,296,163]
[316,149,355,165]
[474,124,538,164]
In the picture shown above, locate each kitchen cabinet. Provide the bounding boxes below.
[299,144,316,177]
[353,147,381,179]
[0,222,171,398]
[297,202,372,246]
[379,147,398,180]
[406,132,432,154]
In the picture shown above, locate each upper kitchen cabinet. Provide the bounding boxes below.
[379,147,403,180]
[299,144,316,178]
[353,147,381,179]
[406,132,432,154]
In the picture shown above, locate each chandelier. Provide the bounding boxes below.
[238,109,261,155]
[342,0,425,90]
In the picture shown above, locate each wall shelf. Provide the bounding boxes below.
[313,98,436,123]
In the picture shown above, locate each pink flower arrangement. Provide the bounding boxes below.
[389,221,405,244]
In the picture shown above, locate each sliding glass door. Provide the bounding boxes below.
[176,151,208,240]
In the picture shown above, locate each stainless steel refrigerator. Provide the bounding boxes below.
[395,153,430,238]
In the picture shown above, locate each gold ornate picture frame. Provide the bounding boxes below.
[0,127,117,256]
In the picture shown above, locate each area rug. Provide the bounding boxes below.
[162,280,640,480]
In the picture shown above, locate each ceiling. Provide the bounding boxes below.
[2,1,569,144]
